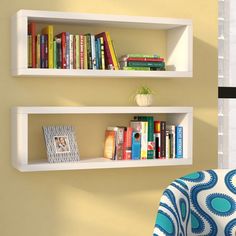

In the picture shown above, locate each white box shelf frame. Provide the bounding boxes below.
[11,9,193,78]
[11,106,193,172]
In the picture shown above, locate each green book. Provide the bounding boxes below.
[123,54,159,58]
[53,40,57,69]
[122,66,150,71]
[134,116,154,159]
[127,61,165,68]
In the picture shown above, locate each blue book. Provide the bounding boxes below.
[175,126,183,158]
[131,131,141,160]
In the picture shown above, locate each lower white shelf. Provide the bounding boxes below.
[15,158,192,172]
[11,106,193,172]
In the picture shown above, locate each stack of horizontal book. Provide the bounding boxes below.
[27,22,119,70]
[119,54,165,71]
[104,116,183,161]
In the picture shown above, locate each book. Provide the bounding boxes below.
[167,125,175,158]
[44,34,48,68]
[95,32,114,70]
[40,34,45,68]
[160,121,166,158]
[166,130,170,159]
[121,66,151,71]
[42,25,54,68]
[66,32,70,69]
[90,35,96,69]
[85,34,92,69]
[134,116,154,159]
[116,127,125,160]
[83,35,88,69]
[28,22,36,68]
[105,32,119,70]
[28,35,32,68]
[95,38,101,69]
[79,35,84,69]
[100,37,105,70]
[120,56,164,62]
[120,53,159,59]
[55,32,66,69]
[36,34,41,68]
[53,40,57,68]
[55,37,62,69]
[120,61,165,69]
[75,35,80,69]
[123,127,133,160]
[69,34,74,69]
[130,121,148,159]
[104,129,116,159]
[131,131,141,160]
[175,126,183,158]
[154,121,161,158]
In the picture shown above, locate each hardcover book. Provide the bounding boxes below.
[131,131,141,160]
[175,126,183,158]
[104,128,117,159]
[42,25,54,68]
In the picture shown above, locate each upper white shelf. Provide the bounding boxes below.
[11,9,193,78]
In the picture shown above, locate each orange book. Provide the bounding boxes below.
[104,129,116,159]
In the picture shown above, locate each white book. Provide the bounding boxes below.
[69,34,74,69]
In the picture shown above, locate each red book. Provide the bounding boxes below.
[126,57,164,62]
[123,127,133,160]
[73,35,76,69]
[95,32,114,70]
[55,32,66,69]
[28,22,36,68]
[79,35,84,69]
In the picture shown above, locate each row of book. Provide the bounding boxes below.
[28,23,119,70]
[119,54,166,71]
[104,116,183,160]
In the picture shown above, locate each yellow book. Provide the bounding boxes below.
[105,32,119,70]
[83,35,88,69]
[42,25,54,68]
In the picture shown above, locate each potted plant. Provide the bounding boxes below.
[135,86,154,106]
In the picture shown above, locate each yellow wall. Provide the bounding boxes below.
[0,0,217,235]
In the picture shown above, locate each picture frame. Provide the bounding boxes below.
[43,125,80,163]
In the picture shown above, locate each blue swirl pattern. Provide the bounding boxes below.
[153,169,236,236]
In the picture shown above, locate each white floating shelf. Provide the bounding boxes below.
[11,106,193,172]
[11,9,193,78]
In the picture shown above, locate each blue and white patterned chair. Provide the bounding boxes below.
[153,169,236,236]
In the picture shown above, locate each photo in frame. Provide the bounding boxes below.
[43,125,80,163]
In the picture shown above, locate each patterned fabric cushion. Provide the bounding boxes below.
[153,169,236,236]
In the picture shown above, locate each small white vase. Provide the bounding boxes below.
[135,94,153,106]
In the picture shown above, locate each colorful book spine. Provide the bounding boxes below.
[85,34,92,69]
[100,37,105,70]
[90,35,96,69]
[55,32,66,69]
[121,53,159,58]
[42,25,54,68]
[160,121,166,158]
[55,37,62,69]
[166,130,170,159]
[121,67,151,71]
[40,34,45,68]
[116,127,125,160]
[154,121,161,159]
[95,32,114,70]
[75,35,80,69]
[28,35,32,68]
[175,126,183,158]
[83,35,88,69]
[104,129,116,159]
[44,35,48,68]
[53,40,57,68]
[28,22,36,68]
[79,35,84,69]
[167,125,175,159]
[73,35,76,69]
[69,34,74,69]
[135,116,154,159]
[124,57,164,62]
[36,34,41,68]
[131,131,141,160]
[105,32,119,70]
[65,32,70,69]
[121,61,165,68]
[130,121,148,159]
[123,127,133,160]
